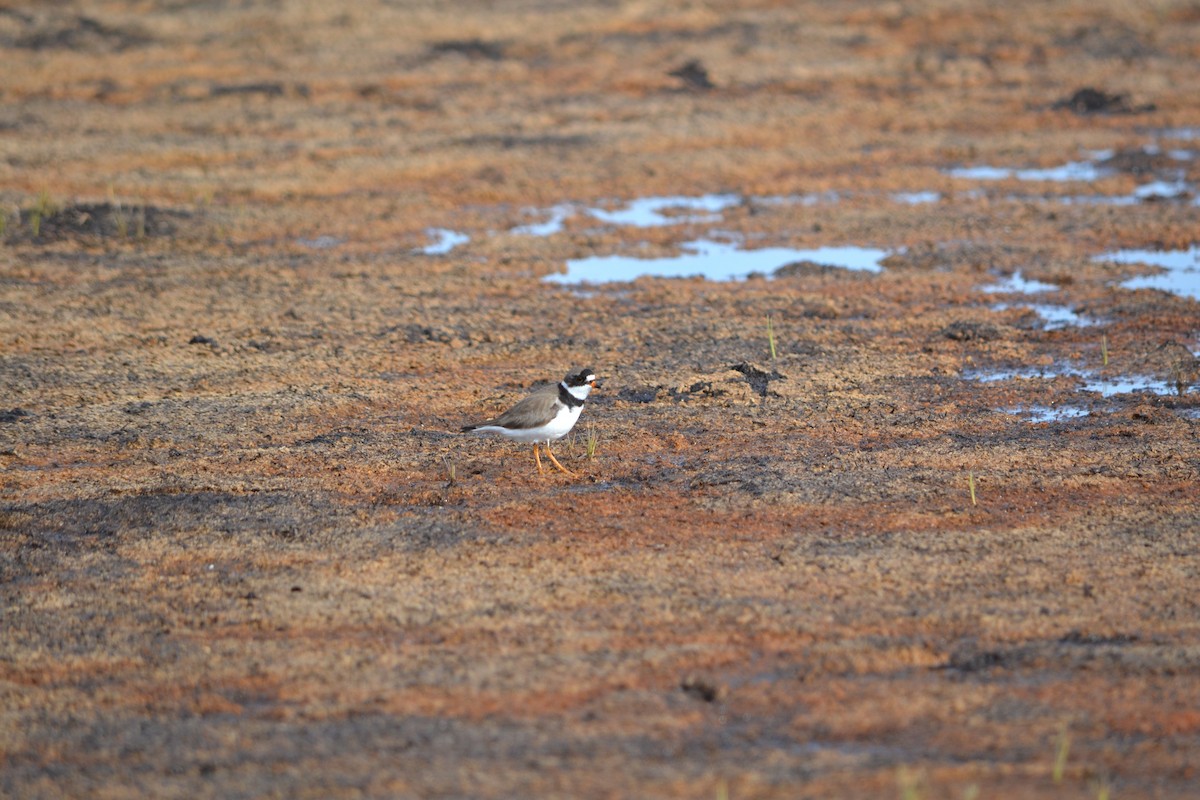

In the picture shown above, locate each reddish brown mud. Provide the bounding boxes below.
[2,2,1199,798]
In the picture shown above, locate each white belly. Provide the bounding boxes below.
[474,404,582,444]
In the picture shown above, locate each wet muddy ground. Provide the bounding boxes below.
[3,1,1199,798]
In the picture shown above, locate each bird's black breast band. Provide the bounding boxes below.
[558,383,585,408]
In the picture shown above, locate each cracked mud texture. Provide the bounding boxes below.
[3,1,1200,798]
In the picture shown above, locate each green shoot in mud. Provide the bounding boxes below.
[1052,722,1070,783]
[585,422,598,460]
[0,208,7,240]
[115,206,128,239]
[34,190,55,218]
[767,314,777,360]
[109,186,147,240]
[894,763,1111,800]
[29,191,57,238]
[896,766,923,800]
[968,471,977,507]
[1101,334,1109,367]
[110,186,128,239]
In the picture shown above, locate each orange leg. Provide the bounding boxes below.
[533,443,544,474]
[542,441,577,477]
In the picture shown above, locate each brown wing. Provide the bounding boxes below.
[468,383,559,430]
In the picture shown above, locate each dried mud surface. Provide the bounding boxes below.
[3,2,1200,798]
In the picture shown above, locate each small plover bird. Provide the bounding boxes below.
[461,367,597,476]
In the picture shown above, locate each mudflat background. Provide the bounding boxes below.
[3,1,1199,798]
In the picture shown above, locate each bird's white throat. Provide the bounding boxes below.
[563,381,592,402]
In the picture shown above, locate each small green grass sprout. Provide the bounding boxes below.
[767,314,777,360]
[897,766,923,800]
[109,186,128,239]
[585,422,598,460]
[29,190,57,239]
[1052,722,1070,783]
[34,190,55,218]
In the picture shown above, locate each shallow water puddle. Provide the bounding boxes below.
[947,145,1196,204]
[967,365,1088,383]
[754,191,842,207]
[980,270,1095,329]
[545,239,889,284]
[419,228,470,255]
[509,204,574,237]
[1096,245,1200,301]
[990,302,1095,330]
[1128,179,1195,202]
[1054,181,1196,205]
[997,404,1090,422]
[508,189,933,238]
[296,235,344,249]
[892,191,941,205]
[968,364,1193,400]
[511,195,744,236]
[587,194,741,228]
[982,270,1057,294]
[947,160,1110,182]
[1082,375,1191,397]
